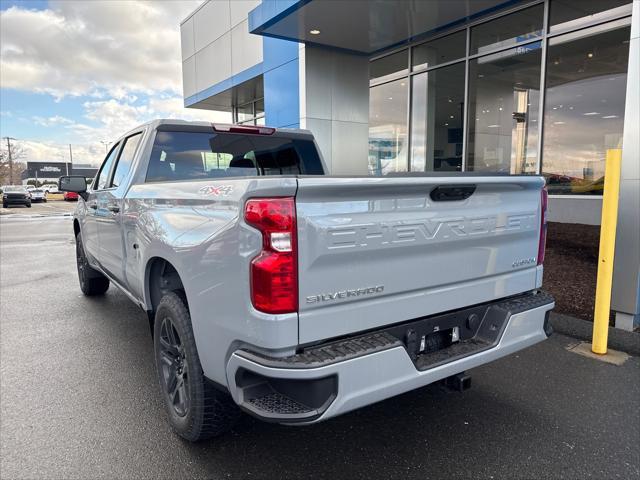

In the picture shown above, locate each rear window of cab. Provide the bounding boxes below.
[146,131,324,183]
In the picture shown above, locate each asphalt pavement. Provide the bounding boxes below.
[1,216,639,480]
[0,199,77,217]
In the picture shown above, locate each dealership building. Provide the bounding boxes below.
[180,0,639,328]
[21,162,98,184]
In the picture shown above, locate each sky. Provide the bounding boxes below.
[0,0,230,166]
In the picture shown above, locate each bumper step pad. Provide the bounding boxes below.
[247,392,313,415]
[239,332,402,369]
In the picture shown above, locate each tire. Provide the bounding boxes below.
[154,292,239,441]
[75,232,110,295]
[26,202,31,208]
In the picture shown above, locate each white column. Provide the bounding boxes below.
[299,45,370,175]
[612,0,640,331]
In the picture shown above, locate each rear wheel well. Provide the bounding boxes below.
[147,258,186,331]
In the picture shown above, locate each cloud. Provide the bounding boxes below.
[0,0,202,99]
[68,97,230,143]
[32,115,74,127]
[1,1,234,166]
[15,98,230,166]
[14,139,103,167]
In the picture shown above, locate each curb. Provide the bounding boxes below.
[550,312,640,356]
[0,213,73,219]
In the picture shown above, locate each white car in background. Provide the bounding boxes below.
[41,184,59,194]
[29,188,47,202]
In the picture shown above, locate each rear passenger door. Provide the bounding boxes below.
[97,131,143,282]
[83,143,120,263]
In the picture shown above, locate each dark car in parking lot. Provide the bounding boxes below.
[2,186,31,208]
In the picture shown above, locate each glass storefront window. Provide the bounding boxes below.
[236,103,254,123]
[367,1,631,182]
[255,99,264,117]
[233,98,264,126]
[549,0,631,33]
[370,50,408,84]
[467,42,542,173]
[369,79,409,175]
[410,62,465,172]
[412,30,466,71]
[470,4,543,55]
[541,26,630,195]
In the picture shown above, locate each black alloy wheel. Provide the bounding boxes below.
[75,232,109,295]
[158,316,190,417]
[153,292,240,441]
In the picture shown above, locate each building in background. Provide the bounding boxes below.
[22,162,97,184]
[180,0,639,329]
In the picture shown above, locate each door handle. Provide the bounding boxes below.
[430,184,476,202]
[107,205,120,213]
[88,202,97,210]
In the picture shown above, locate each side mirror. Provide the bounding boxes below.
[59,176,88,200]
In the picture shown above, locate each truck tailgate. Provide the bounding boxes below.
[295,176,544,344]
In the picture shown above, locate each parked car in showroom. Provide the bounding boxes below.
[29,188,47,203]
[63,191,79,201]
[2,185,32,208]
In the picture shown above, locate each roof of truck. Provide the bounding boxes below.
[118,119,313,141]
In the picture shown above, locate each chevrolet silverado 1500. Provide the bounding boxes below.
[59,120,554,441]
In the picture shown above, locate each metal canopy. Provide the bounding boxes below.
[249,0,521,55]
[187,74,264,112]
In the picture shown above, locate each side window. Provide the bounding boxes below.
[111,132,142,188]
[94,143,120,190]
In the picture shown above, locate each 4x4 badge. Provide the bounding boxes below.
[198,185,234,197]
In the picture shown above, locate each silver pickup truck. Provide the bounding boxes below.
[59,119,554,442]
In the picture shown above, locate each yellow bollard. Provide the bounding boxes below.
[592,148,623,355]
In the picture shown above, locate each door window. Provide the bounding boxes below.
[111,132,143,188]
[94,143,120,190]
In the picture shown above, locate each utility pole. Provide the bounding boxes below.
[100,141,109,155]
[4,137,16,184]
[68,144,73,176]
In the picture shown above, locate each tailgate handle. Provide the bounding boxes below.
[430,184,476,202]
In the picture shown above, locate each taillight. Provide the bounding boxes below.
[537,188,548,265]
[244,197,297,314]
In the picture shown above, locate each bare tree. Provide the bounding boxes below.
[0,138,27,185]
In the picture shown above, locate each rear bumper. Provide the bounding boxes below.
[226,291,554,424]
